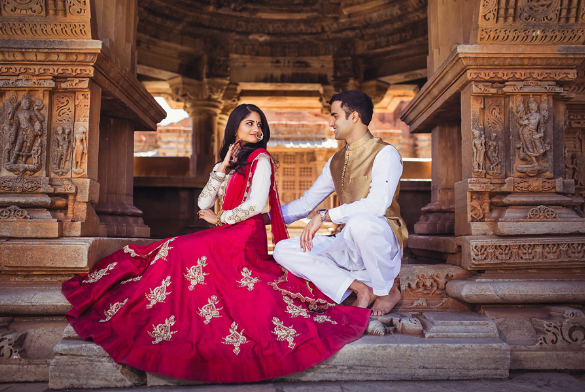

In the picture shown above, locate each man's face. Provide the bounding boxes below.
[329,101,355,141]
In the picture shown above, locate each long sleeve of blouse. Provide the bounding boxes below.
[197,156,272,224]
[219,154,272,225]
[197,163,224,210]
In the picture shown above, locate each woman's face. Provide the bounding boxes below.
[236,111,262,145]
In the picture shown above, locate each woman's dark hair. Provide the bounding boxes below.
[329,90,374,126]
[218,104,270,174]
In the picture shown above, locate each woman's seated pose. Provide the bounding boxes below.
[62,104,370,383]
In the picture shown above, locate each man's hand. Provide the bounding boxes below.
[300,214,322,252]
[198,209,218,225]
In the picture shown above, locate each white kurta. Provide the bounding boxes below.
[197,155,272,225]
[273,145,403,303]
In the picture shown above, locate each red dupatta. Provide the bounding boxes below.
[221,148,289,244]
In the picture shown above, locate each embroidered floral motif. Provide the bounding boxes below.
[198,180,217,200]
[313,314,337,324]
[217,171,234,212]
[198,295,223,324]
[124,242,163,259]
[210,171,225,183]
[222,321,249,355]
[120,275,142,285]
[184,256,209,290]
[268,268,336,309]
[145,276,172,309]
[150,237,177,265]
[83,262,118,284]
[99,298,129,322]
[305,280,314,295]
[123,245,141,258]
[148,315,177,344]
[272,317,300,349]
[237,267,260,291]
[228,205,255,224]
[283,295,310,318]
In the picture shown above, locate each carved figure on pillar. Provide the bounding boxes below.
[73,125,87,175]
[4,92,45,175]
[52,126,71,175]
[514,95,550,176]
[486,133,501,176]
[472,127,486,176]
[569,152,585,187]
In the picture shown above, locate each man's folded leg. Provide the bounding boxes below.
[273,236,355,304]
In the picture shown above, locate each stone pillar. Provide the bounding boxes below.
[216,82,240,160]
[0,1,164,383]
[413,123,459,235]
[401,0,585,369]
[169,77,228,179]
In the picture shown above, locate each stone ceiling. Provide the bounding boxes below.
[136,0,428,88]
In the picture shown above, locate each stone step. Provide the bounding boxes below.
[146,334,510,386]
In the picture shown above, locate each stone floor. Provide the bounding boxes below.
[2,372,584,392]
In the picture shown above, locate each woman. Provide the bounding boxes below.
[62,104,370,383]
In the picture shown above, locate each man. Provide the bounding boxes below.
[273,90,408,316]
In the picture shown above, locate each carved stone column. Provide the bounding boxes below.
[401,0,585,368]
[413,123,459,235]
[216,82,240,160]
[0,1,164,382]
[169,77,228,179]
[402,0,585,303]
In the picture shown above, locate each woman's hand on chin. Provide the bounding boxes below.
[218,140,241,173]
[198,209,218,225]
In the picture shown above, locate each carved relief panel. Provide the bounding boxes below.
[511,94,553,177]
[72,90,89,177]
[0,89,49,178]
[0,0,91,39]
[565,112,585,188]
[50,92,74,177]
[470,93,505,179]
[478,0,585,44]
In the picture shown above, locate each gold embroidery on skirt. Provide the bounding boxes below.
[148,315,177,344]
[237,267,260,291]
[150,237,177,265]
[268,268,335,309]
[271,317,300,349]
[184,256,209,290]
[120,275,142,285]
[282,296,310,318]
[313,314,338,324]
[145,276,172,309]
[83,262,118,284]
[305,280,314,295]
[99,298,129,322]
[198,295,223,324]
[222,321,249,355]
[124,243,161,259]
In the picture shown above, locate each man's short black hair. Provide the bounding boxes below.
[329,90,374,126]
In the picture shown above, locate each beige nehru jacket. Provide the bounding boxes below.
[329,131,408,249]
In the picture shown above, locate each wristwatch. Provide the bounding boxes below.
[317,209,327,222]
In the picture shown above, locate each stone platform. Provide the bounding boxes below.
[47,311,511,389]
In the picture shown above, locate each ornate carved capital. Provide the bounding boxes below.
[168,77,228,115]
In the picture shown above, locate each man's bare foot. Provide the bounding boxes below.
[348,280,376,309]
[371,285,401,316]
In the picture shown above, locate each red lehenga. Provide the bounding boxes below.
[62,148,370,383]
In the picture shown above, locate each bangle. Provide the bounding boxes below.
[216,209,224,226]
